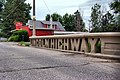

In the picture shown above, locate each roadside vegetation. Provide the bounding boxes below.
[8,30,29,42]
[18,41,30,47]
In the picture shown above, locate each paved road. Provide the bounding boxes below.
[0,42,120,80]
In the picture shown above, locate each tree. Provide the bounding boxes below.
[0,1,3,26]
[89,3,102,32]
[74,10,86,32]
[101,11,115,32]
[0,0,5,11]
[45,14,50,21]
[63,13,76,31]
[0,0,5,25]
[8,30,29,42]
[1,0,31,36]
[110,0,120,31]
[0,1,3,12]
[45,13,63,24]
[45,12,86,31]
[110,0,120,14]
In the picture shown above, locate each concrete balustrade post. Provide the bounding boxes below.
[30,39,33,46]
[33,39,36,46]
[101,41,105,54]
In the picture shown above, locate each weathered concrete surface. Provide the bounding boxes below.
[30,32,120,55]
[0,42,120,80]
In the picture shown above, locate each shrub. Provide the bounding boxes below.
[0,32,5,37]
[95,41,101,53]
[8,30,29,42]
[18,41,30,46]
[8,35,19,42]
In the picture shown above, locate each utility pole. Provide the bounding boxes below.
[50,15,52,29]
[32,0,36,36]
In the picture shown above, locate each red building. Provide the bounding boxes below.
[15,20,65,37]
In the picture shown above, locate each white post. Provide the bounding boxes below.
[32,0,36,36]
[32,16,36,36]
[50,15,52,29]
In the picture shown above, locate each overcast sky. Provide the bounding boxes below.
[26,0,113,28]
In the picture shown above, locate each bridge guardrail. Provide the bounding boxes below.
[30,32,120,55]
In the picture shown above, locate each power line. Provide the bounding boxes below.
[42,0,52,28]
[42,0,51,14]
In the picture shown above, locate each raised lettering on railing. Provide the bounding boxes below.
[45,39,49,48]
[51,39,54,48]
[30,33,120,55]
[70,38,80,51]
[88,38,97,53]
[81,38,87,52]
[63,39,69,50]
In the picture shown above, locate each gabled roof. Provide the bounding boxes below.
[26,20,65,31]
[26,20,44,29]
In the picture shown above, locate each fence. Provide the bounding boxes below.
[30,32,120,55]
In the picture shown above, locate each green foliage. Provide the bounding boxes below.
[90,3,119,32]
[89,3,102,32]
[0,2,2,12]
[95,41,101,53]
[52,13,63,24]
[45,13,75,31]
[110,0,120,14]
[87,42,91,53]
[8,30,29,42]
[45,10,88,31]
[45,14,50,21]
[0,0,5,11]
[86,39,101,53]
[1,0,31,34]
[0,0,4,26]
[63,13,76,31]
[101,11,116,32]
[45,13,63,24]
[18,41,30,46]
[110,0,120,31]
[8,35,19,42]
[115,15,120,31]
[0,32,5,37]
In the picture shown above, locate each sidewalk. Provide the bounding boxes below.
[36,47,120,61]
[85,53,120,61]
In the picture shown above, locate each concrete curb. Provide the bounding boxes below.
[31,46,120,61]
[85,53,120,61]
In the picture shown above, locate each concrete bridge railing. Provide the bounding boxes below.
[30,32,120,55]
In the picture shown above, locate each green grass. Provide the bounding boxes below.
[18,41,30,47]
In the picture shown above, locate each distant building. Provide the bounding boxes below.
[15,20,65,37]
